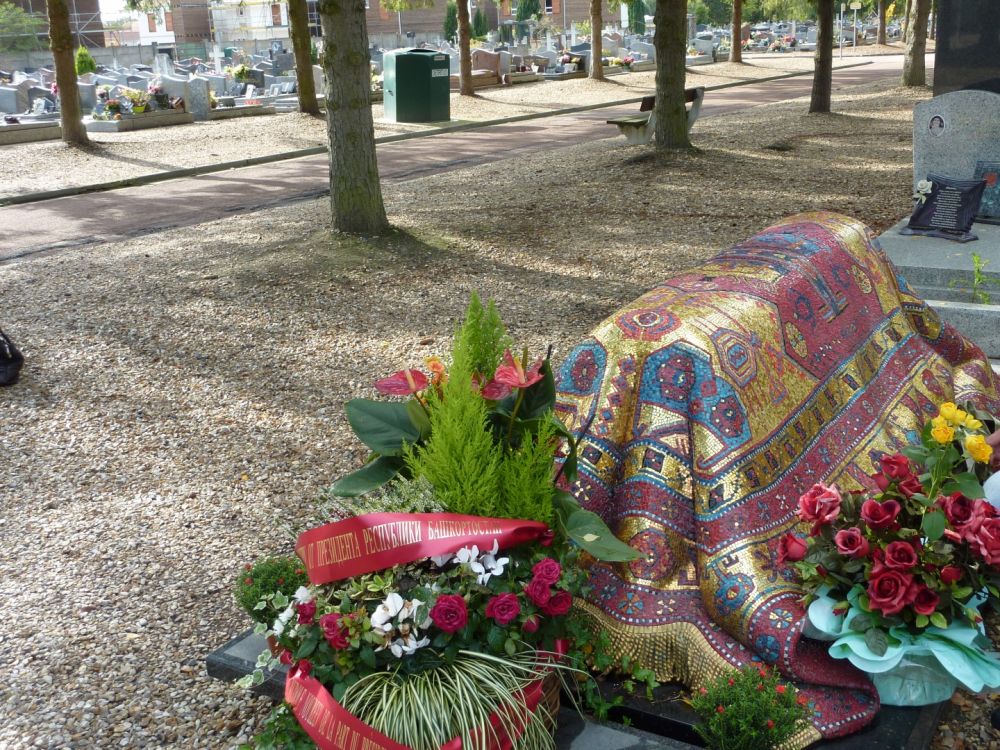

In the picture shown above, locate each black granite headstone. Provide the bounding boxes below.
[935,0,1000,95]
[904,173,986,241]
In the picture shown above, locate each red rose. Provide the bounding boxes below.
[939,492,975,527]
[484,593,521,626]
[912,585,940,616]
[430,594,468,633]
[898,475,924,499]
[867,570,918,616]
[525,578,552,607]
[541,590,573,616]
[531,558,562,586]
[522,615,540,633]
[880,454,913,482]
[296,601,317,625]
[883,540,919,571]
[319,613,349,649]
[797,484,842,532]
[974,517,1000,565]
[940,565,963,585]
[860,499,901,530]
[777,533,808,564]
[834,528,870,559]
[279,649,293,665]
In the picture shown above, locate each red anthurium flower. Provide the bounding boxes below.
[480,379,512,400]
[493,349,544,390]
[375,369,429,396]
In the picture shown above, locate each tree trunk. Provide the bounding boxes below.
[589,0,603,80]
[929,0,936,39]
[902,0,913,43]
[457,0,473,95]
[729,0,742,63]
[288,0,320,116]
[318,0,389,235]
[48,0,88,146]
[810,0,834,113]
[902,0,930,85]
[653,0,690,149]
[876,0,886,45]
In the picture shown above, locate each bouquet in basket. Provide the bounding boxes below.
[237,294,640,750]
[783,402,1000,705]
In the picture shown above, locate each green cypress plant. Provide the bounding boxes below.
[444,1,459,41]
[75,44,97,75]
[472,6,489,37]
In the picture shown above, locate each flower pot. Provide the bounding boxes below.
[132,105,146,114]
[265,634,282,658]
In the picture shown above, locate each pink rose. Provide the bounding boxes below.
[525,578,552,607]
[797,483,841,533]
[940,565,963,585]
[860,499,901,530]
[880,454,913,482]
[296,601,317,625]
[541,590,573,617]
[484,593,521,626]
[319,613,349,650]
[883,540,919,571]
[430,594,468,633]
[777,533,808,564]
[531,558,562,586]
[522,615,540,633]
[867,570,918,616]
[912,585,940,617]
[974,517,1000,566]
[834,528,870,559]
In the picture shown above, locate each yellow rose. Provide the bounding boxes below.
[955,409,969,424]
[965,434,993,464]
[931,423,955,445]
[964,414,984,431]
[931,415,948,429]
[939,402,959,424]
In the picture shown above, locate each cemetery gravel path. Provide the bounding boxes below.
[0,56,908,262]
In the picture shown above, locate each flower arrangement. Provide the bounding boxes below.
[105,98,121,113]
[238,294,644,749]
[559,54,571,64]
[121,87,150,110]
[689,665,808,750]
[235,556,310,626]
[784,402,1000,704]
[622,56,635,70]
[148,83,170,109]
[228,63,252,82]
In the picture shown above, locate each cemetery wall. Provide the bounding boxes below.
[366,0,613,36]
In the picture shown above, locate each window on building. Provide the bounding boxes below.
[164,11,173,31]
[271,3,282,25]
[147,13,157,32]
[510,0,518,14]
[544,0,552,12]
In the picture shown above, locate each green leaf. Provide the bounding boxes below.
[345,399,422,456]
[848,613,872,632]
[330,455,406,497]
[865,627,888,656]
[253,622,267,634]
[565,507,640,561]
[359,646,376,669]
[295,630,321,659]
[915,613,929,628]
[953,472,985,499]
[253,600,267,611]
[405,399,432,441]
[487,625,506,653]
[922,509,946,542]
[930,612,948,629]
[504,637,517,657]
[953,586,973,601]
[273,591,289,609]
[902,446,928,462]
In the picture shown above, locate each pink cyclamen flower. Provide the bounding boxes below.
[493,349,544,390]
[374,369,429,396]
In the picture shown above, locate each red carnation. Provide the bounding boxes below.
[484,593,521,626]
[525,578,552,607]
[541,590,573,616]
[319,613,349,650]
[532,558,562,586]
[777,533,808,564]
[860,499,901,530]
[834,528,870,559]
[430,594,468,633]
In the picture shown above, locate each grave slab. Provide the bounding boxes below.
[206,630,942,750]
[879,216,1000,356]
[85,110,194,132]
[0,120,61,145]
[207,105,277,120]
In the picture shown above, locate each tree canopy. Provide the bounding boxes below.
[0,2,44,53]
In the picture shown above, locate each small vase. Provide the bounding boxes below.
[265,634,282,658]
[132,105,146,114]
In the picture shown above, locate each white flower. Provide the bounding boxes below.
[388,633,431,658]
[371,593,406,632]
[453,545,480,566]
[293,586,312,604]
[399,598,424,623]
[429,553,453,567]
[272,605,294,636]
[914,179,934,204]
[473,539,509,585]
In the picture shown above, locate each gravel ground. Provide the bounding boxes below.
[3,71,993,749]
[1,55,860,200]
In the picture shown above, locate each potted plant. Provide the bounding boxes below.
[622,55,635,71]
[105,98,122,115]
[235,556,311,654]
[148,84,169,109]
[229,63,252,83]
[237,294,642,748]
[122,87,150,113]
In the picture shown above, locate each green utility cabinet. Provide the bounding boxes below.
[383,48,450,123]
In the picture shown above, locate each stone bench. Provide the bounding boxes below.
[606,87,704,145]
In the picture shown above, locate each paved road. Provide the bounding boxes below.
[0,56,908,261]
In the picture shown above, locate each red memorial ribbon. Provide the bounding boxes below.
[295,512,550,585]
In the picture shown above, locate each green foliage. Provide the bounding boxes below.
[949,252,997,305]
[452,291,511,382]
[75,45,98,76]
[310,38,319,64]
[689,666,808,750]
[444,1,459,41]
[688,0,730,25]
[239,703,314,750]
[234,556,309,624]
[516,0,540,21]
[472,5,489,37]
[628,0,646,34]
[498,416,556,525]
[0,2,43,53]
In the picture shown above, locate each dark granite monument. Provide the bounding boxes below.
[935,0,1000,95]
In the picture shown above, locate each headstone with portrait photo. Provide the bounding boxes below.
[913,90,1000,192]
[902,173,987,242]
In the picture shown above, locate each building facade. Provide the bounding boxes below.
[11,0,106,47]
